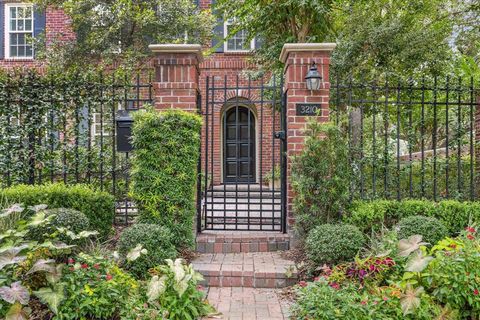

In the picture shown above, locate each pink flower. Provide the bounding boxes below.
[361,300,367,305]
[465,227,476,233]
[81,264,88,269]
[93,264,100,270]
[298,281,308,288]
[383,297,388,301]
[68,258,75,264]
[314,277,320,282]
[474,289,479,296]
[329,282,340,290]
[467,234,475,241]
[106,274,113,281]
[197,285,203,291]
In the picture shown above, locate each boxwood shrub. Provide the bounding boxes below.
[117,223,177,278]
[0,183,114,238]
[344,199,480,235]
[396,215,448,245]
[130,108,202,249]
[29,208,91,242]
[305,224,365,266]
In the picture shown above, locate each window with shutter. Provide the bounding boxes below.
[5,3,34,59]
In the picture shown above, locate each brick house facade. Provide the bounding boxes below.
[0,1,336,232]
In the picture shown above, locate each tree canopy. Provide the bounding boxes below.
[216,0,479,78]
[33,0,214,69]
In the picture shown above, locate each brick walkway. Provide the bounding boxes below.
[193,252,297,288]
[203,287,290,320]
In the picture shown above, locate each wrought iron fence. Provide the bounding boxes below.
[331,75,479,201]
[0,70,153,224]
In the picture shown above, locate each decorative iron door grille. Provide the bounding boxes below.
[197,75,287,232]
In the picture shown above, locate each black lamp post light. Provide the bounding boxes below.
[305,61,322,90]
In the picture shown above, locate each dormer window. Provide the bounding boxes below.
[224,19,254,52]
[5,3,34,59]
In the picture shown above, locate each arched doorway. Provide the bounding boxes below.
[223,105,256,183]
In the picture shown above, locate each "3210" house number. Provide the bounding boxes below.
[296,103,322,116]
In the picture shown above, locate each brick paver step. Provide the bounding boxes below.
[193,252,297,288]
[196,231,290,253]
[202,287,290,320]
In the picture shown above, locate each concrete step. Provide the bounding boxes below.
[211,184,279,192]
[192,252,297,288]
[205,190,281,199]
[196,231,290,253]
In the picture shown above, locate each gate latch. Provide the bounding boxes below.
[274,131,286,141]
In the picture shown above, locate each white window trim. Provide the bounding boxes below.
[91,113,110,138]
[223,19,255,53]
[4,3,35,60]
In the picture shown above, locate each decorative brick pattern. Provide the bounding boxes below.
[202,287,290,320]
[196,231,290,253]
[152,51,201,112]
[193,252,297,288]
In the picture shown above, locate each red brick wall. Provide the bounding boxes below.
[0,5,74,69]
[283,50,333,227]
[199,53,281,187]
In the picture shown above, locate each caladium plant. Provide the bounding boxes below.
[0,204,98,318]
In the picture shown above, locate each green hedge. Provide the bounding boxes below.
[344,199,480,235]
[130,108,202,249]
[0,183,114,237]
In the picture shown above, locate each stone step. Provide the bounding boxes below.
[211,184,279,192]
[205,190,281,199]
[193,252,297,288]
[196,231,290,253]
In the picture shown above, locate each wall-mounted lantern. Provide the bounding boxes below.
[305,61,322,91]
[116,110,133,153]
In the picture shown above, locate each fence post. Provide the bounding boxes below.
[476,96,480,198]
[149,44,202,112]
[279,43,336,234]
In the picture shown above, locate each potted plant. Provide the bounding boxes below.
[264,165,281,190]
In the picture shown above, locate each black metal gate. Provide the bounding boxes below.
[197,75,287,232]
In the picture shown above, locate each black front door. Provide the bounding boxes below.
[224,106,256,183]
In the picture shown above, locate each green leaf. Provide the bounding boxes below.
[405,251,433,272]
[5,302,29,320]
[400,285,424,316]
[34,284,65,315]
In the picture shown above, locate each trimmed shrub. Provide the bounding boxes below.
[29,208,91,242]
[131,108,202,249]
[292,121,351,237]
[305,224,365,266]
[344,199,480,235]
[396,215,448,245]
[0,183,114,238]
[117,223,177,278]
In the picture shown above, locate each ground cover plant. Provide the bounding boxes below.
[0,203,215,320]
[292,223,480,319]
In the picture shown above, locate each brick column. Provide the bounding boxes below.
[149,44,203,111]
[279,43,336,232]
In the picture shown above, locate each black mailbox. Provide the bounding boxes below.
[116,110,133,152]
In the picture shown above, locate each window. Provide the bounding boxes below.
[91,113,110,138]
[5,4,34,59]
[224,19,255,52]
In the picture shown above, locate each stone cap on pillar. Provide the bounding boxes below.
[149,44,204,63]
[279,43,336,63]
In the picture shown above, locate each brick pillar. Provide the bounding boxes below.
[279,43,336,232]
[149,44,203,111]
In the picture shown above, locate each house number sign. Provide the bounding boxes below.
[296,103,322,116]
